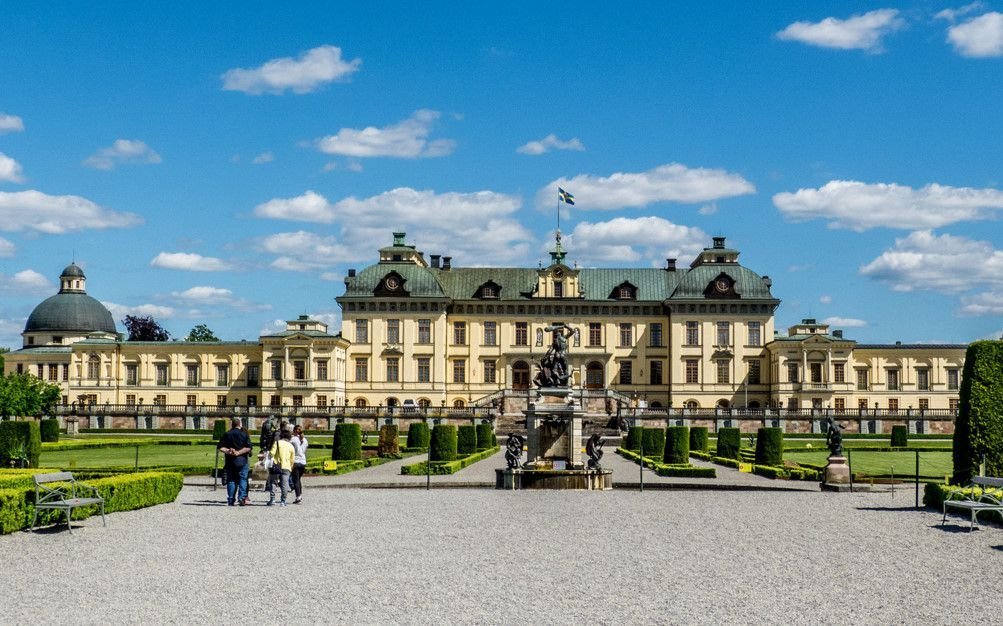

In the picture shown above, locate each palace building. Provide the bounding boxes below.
[3,233,966,433]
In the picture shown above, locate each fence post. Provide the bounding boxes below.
[847,449,853,493]
[639,435,644,493]
[915,450,920,509]
[135,444,140,473]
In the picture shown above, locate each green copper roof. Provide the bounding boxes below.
[342,263,446,299]
[578,269,680,301]
[670,264,775,300]
[433,268,538,300]
[25,292,117,334]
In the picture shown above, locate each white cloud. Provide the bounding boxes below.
[537,163,755,210]
[0,153,25,183]
[319,272,342,282]
[222,45,361,95]
[516,134,585,155]
[252,151,274,164]
[960,290,1003,315]
[150,252,234,272]
[254,190,334,223]
[314,109,455,158]
[0,237,14,257]
[822,316,868,328]
[698,203,718,216]
[947,12,1003,57]
[168,285,270,312]
[0,269,51,295]
[819,295,833,304]
[935,2,985,21]
[566,216,709,264]
[776,9,905,52]
[259,311,341,336]
[0,114,24,134]
[102,301,176,319]
[0,190,142,234]
[83,139,162,170]
[773,180,1003,231]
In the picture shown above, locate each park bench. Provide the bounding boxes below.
[31,472,106,534]
[941,476,1003,531]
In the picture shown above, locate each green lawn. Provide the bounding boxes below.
[783,450,952,480]
[40,444,331,469]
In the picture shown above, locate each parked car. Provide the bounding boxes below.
[401,399,418,413]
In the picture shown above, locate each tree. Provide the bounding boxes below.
[953,340,1003,484]
[123,315,170,341]
[0,372,61,418]
[185,324,219,342]
[0,347,9,372]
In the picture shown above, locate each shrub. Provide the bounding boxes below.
[402,445,497,475]
[641,428,665,459]
[407,422,431,449]
[625,426,643,451]
[890,425,908,448]
[655,464,716,478]
[755,427,784,466]
[40,419,60,443]
[716,427,741,460]
[689,426,709,453]
[955,341,1003,484]
[0,421,41,468]
[475,424,494,450]
[332,423,362,461]
[212,420,227,441]
[457,425,477,455]
[663,426,690,464]
[429,425,458,462]
[378,424,400,457]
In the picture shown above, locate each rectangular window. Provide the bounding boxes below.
[856,369,869,391]
[483,360,497,383]
[452,359,466,383]
[154,394,166,406]
[748,359,761,385]
[947,368,959,390]
[685,321,699,346]
[554,281,563,298]
[216,364,229,386]
[386,319,400,344]
[887,369,899,391]
[355,319,369,344]
[271,361,282,381]
[810,362,822,384]
[483,321,497,346]
[247,364,260,387]
[649,360,663,385]
[125,364,138,385]
[316,360,328,381]
[292,395,302,408]
[618,361,632,385]
[270,395,280,408]
[716,322,730,346]
[917,369,929,391]
[949,398,959,412]
[588,322,602,347]
[217,395,227,407]
[919,398,929,411]
[156,364,169,386]
[186,394,197,407]
[717,360,729,384]
[685,359,699,384]
[87,358,99,379]
[787,363,799,384]
[317,395,327,408]
[888,398,899,412]
[453,322,467,345]
[126,394,136,407]
[36,364,43,378]
[515,322,528,346]
[48,363,58,382]
[834,398,845,413]
[619,323,632,347]
[62,364,68,382]
[417,319,431,344]
[417,357,431,383]
[747,321,761,347]
[833,363,845,384]
[293,360,305,380]
[386,357,399,383]
[649,323,663,347]
[354,358,368,382]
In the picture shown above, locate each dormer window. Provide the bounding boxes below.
[475,280,501,299]
[609,282,637,300]
[618,285,632,299]
[482,285,496,298]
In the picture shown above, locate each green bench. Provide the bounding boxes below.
[942,476,1003,532]
[31,472,106,534]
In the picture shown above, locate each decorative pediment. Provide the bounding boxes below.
[374,271,409,297]
[609,281,637,300]
[474,280,501,299]
[704,272,740,299]
[711,349,734,360]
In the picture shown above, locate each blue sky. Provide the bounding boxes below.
[1,1,1002,347]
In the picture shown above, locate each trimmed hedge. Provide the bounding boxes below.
[407,422,431,449]
[663,426,690,465]
[475,424,494,451]
[625,426,642,451]
[689,427,708,453]
[925,482,1003,523]
[212,420,227,441]
[429,425,457,462]
[716,427,741,460]
[641,428,665,459]
[401,446,499,475]
[955,341,1003,484]
[755,428,783,466]
[457,425,477,456]
[616,448,716,478]
[890,425,908,448]
[0,421,42,467]
[332,423,363,461]
[752,464,820,481]
[40,419,60,443]
[378,424,400,458]
[711,456,741,469]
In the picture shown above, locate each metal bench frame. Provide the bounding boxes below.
[942,476,1003,531]
[31,471,106,535]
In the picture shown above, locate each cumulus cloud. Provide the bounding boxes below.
[150,252,234,272]
[819,295,833,304]
[0,114,24,134]
[776,9,905,52]
[168,286,270,312]
[773,180,1003,230]
[0,190,142,234]
[0,269,51,295]
[537,163,755,210]
[254,190,334,223]
[0,237,14,257]
[83,139,162,170]
[947,12,1003,57]
[935,2,985,21]
[960,290,1003,315]
[102,301,176,319]
[252,151,274,164]
[0,153,25,183]
[313,109,456,158]
[822,316,868,328]
[222,45,361,95]
[566,216,709,264]
[259,310,342,336]
[517,134,585,155]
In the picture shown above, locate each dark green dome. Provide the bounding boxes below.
[61,263,85,278]
[24,292,116,334]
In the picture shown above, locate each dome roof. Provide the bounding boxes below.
[61,263,85,278]
[24,293,116,334]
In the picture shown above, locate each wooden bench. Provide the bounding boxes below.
[31,472,106,534]
[942,476,1003,531]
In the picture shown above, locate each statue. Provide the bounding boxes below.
[505,433,525,469]
[533,322,577,388]
[586,433,604,470]
[825,416,844,456]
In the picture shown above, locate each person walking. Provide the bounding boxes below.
[266,429,295,507]
[289,424,308,504]
[217,417,253,506]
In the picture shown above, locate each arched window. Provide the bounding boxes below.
[386,397,398,408]
[417,398,431,409]
[716,399,730,409]
[585,361,604,389]
[649,401,663,408]
[684,400,699,410]
[87,355,100,380]
[354,398,368,408]
[512,361,530,390]
[453,399,466,408]
[748,400,761,409]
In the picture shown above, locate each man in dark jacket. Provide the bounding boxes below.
[218,417,253,506]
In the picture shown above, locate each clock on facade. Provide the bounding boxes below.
[385,276,400,290]
[553,268,564,278]
[715,278,730,293]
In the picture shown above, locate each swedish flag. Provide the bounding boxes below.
[558,187,575,205]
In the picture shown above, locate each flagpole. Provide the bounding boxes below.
[556,190,561,233]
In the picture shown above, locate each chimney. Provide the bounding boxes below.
[832,330,843,339]
[430,254,441,269]
[442,256,452,271]
[666,258,676,271]
[712,236,726,249]
[347,268,356,277]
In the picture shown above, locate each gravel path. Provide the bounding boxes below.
[3,486,1001,623]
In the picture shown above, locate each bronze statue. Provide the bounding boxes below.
[534,322,576,388]
[586,433,604,469]
[505,433,525,469]
[825,416,844,456]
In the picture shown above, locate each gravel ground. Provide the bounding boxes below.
[2,487,1001,624]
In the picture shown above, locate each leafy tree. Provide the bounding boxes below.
[0,347,9,372]
[0,373,61,418]
[185,324,219,342]
[954,340,1003,484]
[123,315,170,341]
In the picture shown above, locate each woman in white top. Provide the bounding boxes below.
[289,424,309,504]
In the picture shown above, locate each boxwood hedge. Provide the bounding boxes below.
[641,428,665,459]
[625,426,643,451]
[890,425,908,448]
[40,419,60,443]
[954,340,1003,484]
[755,427,783,466]
[716,427,741,460]
[407,422,431,449]
[663,426,690,465]
[378,424,400,457]
[332,423,363,460]
[430,425,457,462]
[475,424,494,450]
[689,427,709,453]
[0,421,41,467]
[457,425,477,456]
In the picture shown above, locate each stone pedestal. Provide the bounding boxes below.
[65,417,80,436]
[822,455,851,489]
[525,388,583,469]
